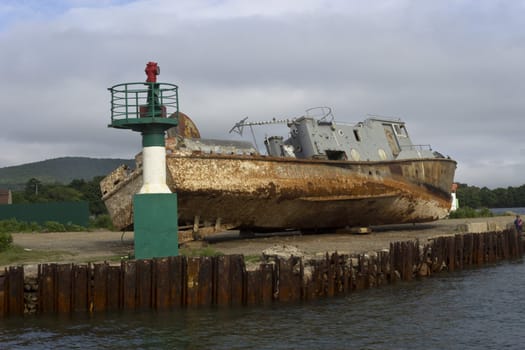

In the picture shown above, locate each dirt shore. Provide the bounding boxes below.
[7,216,516,269]
[202,216,515,258]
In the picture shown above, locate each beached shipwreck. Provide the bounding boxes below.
[101,106,456,235]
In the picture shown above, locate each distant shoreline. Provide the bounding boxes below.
[490,207,525,215]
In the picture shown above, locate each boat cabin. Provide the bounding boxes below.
[265,117,438,161]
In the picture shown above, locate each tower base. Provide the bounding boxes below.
[133,193,178,259]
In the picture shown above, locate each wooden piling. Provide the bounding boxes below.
[7,266,24,317]
[315,257,329,297]
[486,233,494,263]
[405,241,414,280]
[152,258,170,310]
[186,256,213,307]
[214,256,225,305]
[56,264,72,313]
[92,263,108,312]
[122,260,137,310]
[512,230,521,258]
[72,265,89,313]
[230,255,246,306]
[377,251,389,286]
[39,264,56,314]
[168,256,185,308]
[455,234,463,270]
[355,254,369,290]
[136,259,152,309]
[437,237,447,272]
[463,233,473,266]
[342,255,351,292]
[477,233,485,266]
[0,272,6,318]
[503,231,509,260]
[326,254,336,297]
[245,263,274,305]
[107,266,121,311]
[447,236,455,272]
[215,255,246,307]
[245,270,261,305]
[276,257,302,303]
[1,229,523,318]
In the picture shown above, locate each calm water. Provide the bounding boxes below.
[491,207,525,215]
[2,262,525,349]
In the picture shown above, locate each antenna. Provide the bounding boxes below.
[229,117,290,135]
[229,117,291,153]
[306,106,333,122]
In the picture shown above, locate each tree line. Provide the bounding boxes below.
[13,177,107,216]
[11,179,525,216]
[456,183,525,209]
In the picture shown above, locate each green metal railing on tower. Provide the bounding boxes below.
[108,82,179,129]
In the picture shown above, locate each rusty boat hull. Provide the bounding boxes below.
[101,150,456,232]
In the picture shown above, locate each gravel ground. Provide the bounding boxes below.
[203,216,516,258]
[8,216,516,269]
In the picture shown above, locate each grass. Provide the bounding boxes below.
[0,241,259,267]
[0,245,76,266]
[244,255,261,264]
[178,245,262,263]
[179,246,223,257]
[449,206,493,219]
[0,217,115,235]
[0,246,130,266]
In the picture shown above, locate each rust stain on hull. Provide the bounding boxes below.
[102,150,456,232]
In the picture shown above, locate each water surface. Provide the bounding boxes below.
[2,261,524,349]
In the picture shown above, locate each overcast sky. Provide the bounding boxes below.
[1,0,524,189]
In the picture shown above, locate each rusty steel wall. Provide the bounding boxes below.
[0,230,522,318]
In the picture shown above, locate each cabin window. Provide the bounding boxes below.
[394,124,408,137]
[325,150,347,160]
[353,129,361,141]
[350,149,360,161]
[383,124,400,156]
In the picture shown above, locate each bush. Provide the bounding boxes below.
[0,218,23,233]
[90,214,114,230]
[0,218,42,233]
[28,222,42,232]
[43,221,66,232]
[449,206,493,219]
[64,223,87,232]
[0,232,13,252]
[0,219,90,233]
[179,246,223,257]
[477,207,494,217]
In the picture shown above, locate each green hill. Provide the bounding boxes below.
[0,157,135,189]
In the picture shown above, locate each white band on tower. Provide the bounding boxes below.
[139,146,171,194]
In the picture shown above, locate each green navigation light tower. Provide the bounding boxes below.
[108,62,179,259]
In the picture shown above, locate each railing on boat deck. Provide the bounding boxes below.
[400,144,432,152]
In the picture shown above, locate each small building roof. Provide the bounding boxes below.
[0,189,12,204]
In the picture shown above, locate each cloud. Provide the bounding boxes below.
[0,0,524,188]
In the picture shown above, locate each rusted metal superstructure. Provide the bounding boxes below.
[101,104,456,235]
